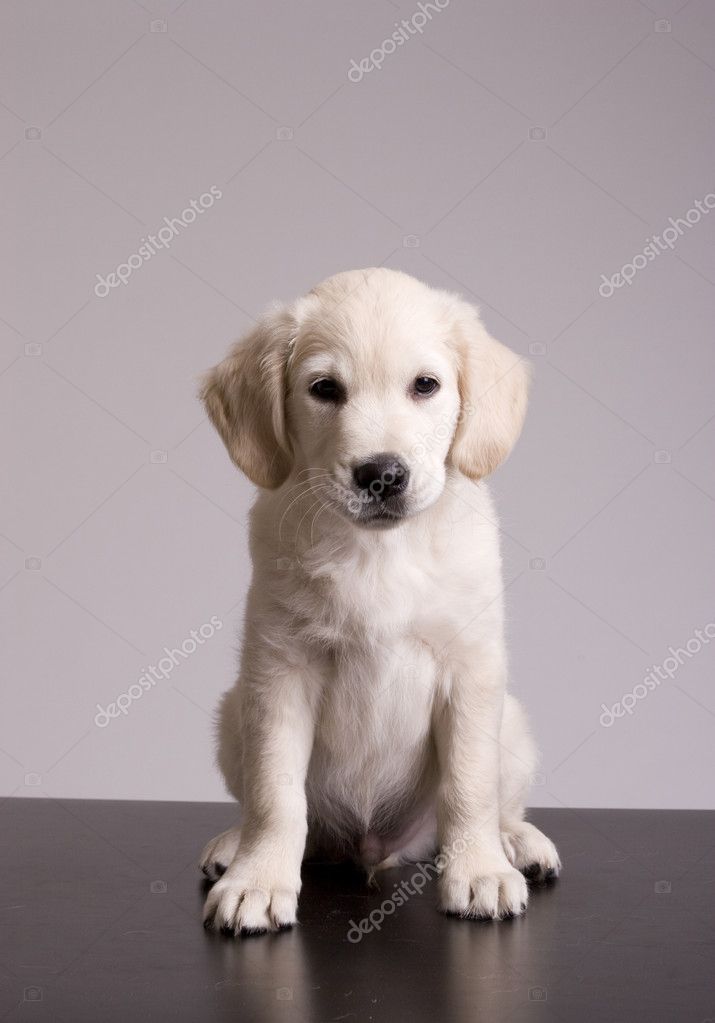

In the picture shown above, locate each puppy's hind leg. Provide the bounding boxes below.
[200,688,244,882]
[200,827,242,881]
[499,695,561,883]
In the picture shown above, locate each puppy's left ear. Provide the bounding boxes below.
[200,305,294,489]
[447,301,531,481]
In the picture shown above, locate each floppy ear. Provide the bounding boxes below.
[200,306,294,489]
[448,302,531,481]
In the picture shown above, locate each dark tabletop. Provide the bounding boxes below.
[1,799,713,1023]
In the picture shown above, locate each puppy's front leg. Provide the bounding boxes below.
[435,650,528,920]
[203,662,316,936]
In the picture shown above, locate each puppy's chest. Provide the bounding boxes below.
[317,635,437,771]
[298,544,434,644]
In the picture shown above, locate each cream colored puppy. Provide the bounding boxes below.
[199,268,560,935]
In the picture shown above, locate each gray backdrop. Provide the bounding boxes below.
[1,0,713,808]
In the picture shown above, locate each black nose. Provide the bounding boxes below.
[352,454,410,499]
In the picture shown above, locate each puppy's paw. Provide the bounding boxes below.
[202,857,300,935]
[440,859,528,920]
[199,827,242,881]
[501,821,561,883]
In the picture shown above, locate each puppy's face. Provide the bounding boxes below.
[285,287,460,528]
[202,269,529,529]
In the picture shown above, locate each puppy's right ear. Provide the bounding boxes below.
[201,306,294,489]
[446,299,530,481]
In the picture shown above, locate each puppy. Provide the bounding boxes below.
[199,268,560,935]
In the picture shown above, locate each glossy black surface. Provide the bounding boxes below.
[1,799,713,1022]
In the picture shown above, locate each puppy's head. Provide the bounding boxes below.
[202,269,529,528]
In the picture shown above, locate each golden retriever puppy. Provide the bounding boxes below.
[199,268,560,935]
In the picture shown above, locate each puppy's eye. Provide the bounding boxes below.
[412,376,440,397]
[310,377,344,403]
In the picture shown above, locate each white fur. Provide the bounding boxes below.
[199,268,560,935]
